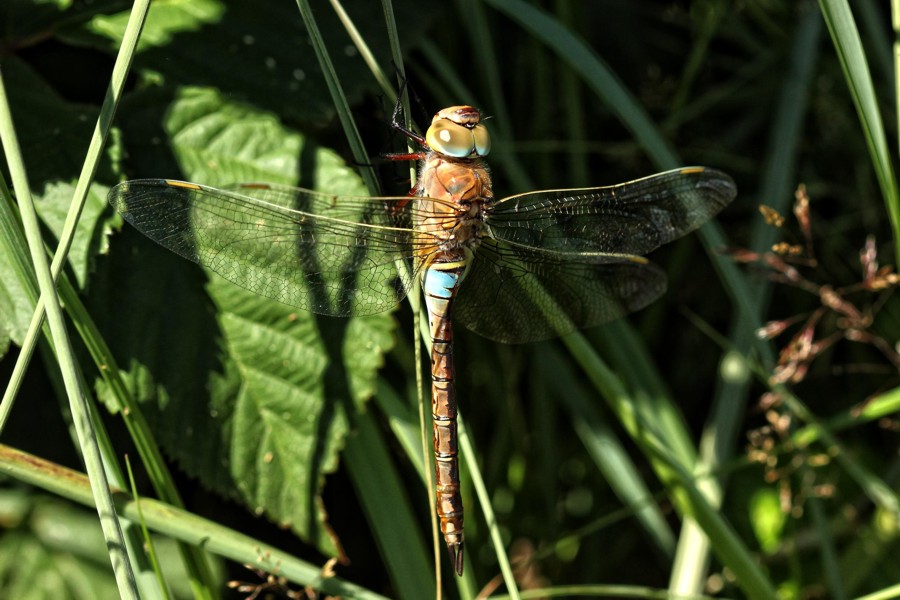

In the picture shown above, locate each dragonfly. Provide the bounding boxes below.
[108,105,736,576]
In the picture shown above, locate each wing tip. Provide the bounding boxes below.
[681,165,738,206]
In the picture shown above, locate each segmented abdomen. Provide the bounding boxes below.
[422,256,467,576]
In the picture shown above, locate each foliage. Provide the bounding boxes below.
[1,0,899,598]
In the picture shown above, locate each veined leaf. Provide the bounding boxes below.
[96,86,396,557]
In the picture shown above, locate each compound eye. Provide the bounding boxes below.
[426,119,475,158]
[472,123,490,156]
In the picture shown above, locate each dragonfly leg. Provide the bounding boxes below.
[380,152,426,162]
[390,86,427,147]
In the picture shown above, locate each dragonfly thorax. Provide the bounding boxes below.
[415,152,493,259]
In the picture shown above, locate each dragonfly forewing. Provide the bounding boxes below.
[109,179,444,316]
[485,167,736,255]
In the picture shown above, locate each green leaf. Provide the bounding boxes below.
[212,276,394,553]
[35,180,112,289]
[0,190,37,348]
[85,0,226,51]
[96,86,396,557]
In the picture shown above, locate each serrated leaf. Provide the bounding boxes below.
[35,181,112,288]
[164,86,305,185]
[97,87,397,557]
[213,277,395,553]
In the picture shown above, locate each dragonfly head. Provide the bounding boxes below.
[426,106,491,159]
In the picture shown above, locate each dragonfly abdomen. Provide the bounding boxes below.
[422,255,468,575]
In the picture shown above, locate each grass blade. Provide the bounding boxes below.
[0,72,137,598]
[483,0,679,168]
[344,409,435,599]
[294,0,379,196]
[0,444,388,599]
[1,0,219,593]
[819,0,900,260]
[672,7,823,595]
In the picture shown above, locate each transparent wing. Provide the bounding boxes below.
[454,238,667,343]
[487,167,736,255]
[108,179,445,316]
